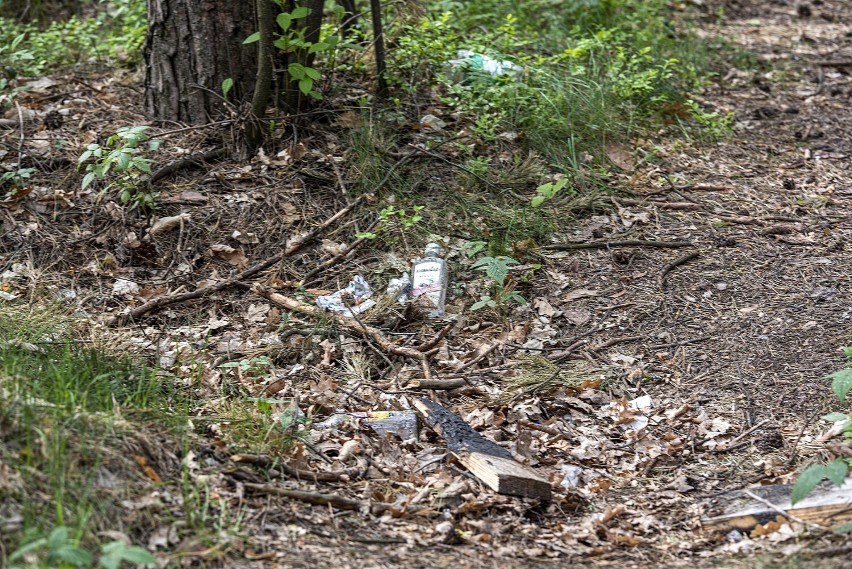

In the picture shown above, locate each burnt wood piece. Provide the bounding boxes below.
[414,398,552,501]
[701,478,852,531]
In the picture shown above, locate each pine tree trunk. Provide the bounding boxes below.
[143,0,258,124]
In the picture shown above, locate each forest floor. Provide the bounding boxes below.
[1,0,851,567]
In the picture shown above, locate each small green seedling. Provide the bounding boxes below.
[470,255,526,311]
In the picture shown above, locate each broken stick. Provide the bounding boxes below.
[658,251,700,289]
[542,239,694,251]
[413,397,552,500]
[253,284,432,379]
[109,194,368,325]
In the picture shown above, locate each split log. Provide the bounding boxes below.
[413,397,552,500]
[701,478,852,532]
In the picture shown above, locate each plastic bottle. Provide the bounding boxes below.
[411,243,448,317]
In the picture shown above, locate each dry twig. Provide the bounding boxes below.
[543,240,694,251]
[110,194,367,325]
[658,251,700,289]
[252,284,432,378]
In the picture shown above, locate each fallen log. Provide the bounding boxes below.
[413,397,552,501]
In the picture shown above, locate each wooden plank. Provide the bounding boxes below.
[701,478,852,531]
[413,397,552,501]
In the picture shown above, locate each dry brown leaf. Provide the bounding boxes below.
[209,243,249,269]
[563,288,600,301]
[134,455,162,484]
[564,308,592,326]
[605,142,636,171]
[149,213,190,237]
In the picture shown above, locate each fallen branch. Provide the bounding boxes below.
[658,251,700,289]
[253,284,432,379]
[230,453,362,482]
[415,321,454,352]
[149,147,227,184]
[406,378,468,390]
[616,197,702,210]
[710,420,769,453]
[110,195,367,325]
[591,335,643,351]
[543,240,694,251]
[818,60,852,68]
[244,482,378,513]
[414,397,552,500]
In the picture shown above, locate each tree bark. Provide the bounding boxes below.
[144,0,258,124]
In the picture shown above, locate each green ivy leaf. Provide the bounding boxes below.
[531,195,545,207]
[221,77,233,101]
[52,545,92,567]
[828,369,852,403]
[824,458,849,486]
[304,67,321,80]
[81,171,96,190]
[822,412,850,422]
[276,13,292,31]
[290,6,310,19]
[288,62,305,79]
[790,463,827,504]
[117,545,157,565]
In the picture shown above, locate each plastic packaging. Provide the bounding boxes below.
[385,272,411,304]
[411,243,448,317]
[447,50,521,80]
[315,274,375,317]
[315,410,419,440]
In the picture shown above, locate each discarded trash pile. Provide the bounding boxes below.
[85,193,849,556]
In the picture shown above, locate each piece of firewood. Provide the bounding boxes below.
[701,478,852,532]
[413,398,551,500]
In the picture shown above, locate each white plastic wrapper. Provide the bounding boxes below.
[448,50,521,78]
[315,274,375,317]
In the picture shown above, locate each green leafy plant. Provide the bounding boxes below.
[9,526,91,568]
[220,356,273,382]
[470,255,526,311]
[1,167,37,198]
[790,346,852,527]
[679,98,734,141]
[244,5,340,100]
[98,539,157,569]
[8,526,157,568]
[355,204,424,239]
[531,178,569,207]
[77,126,162,209]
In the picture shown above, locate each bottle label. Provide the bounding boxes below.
[412,260,442,303]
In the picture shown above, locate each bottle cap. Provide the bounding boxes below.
[425,242,442,256]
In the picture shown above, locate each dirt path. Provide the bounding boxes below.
[233,2,852,566]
